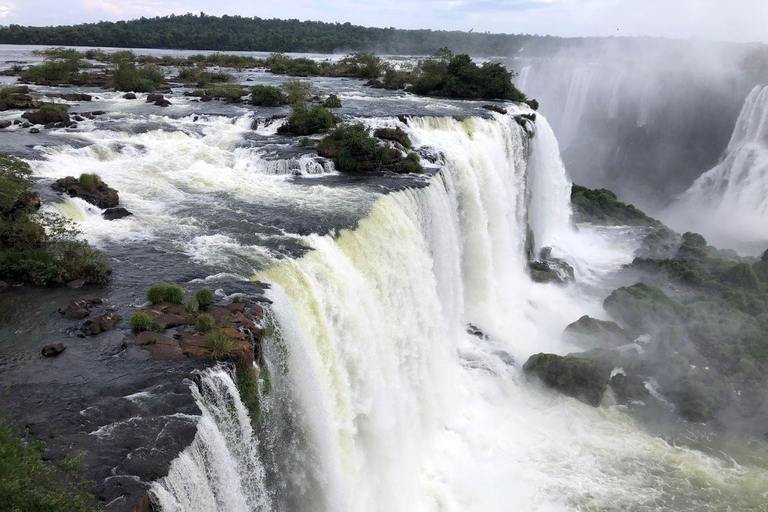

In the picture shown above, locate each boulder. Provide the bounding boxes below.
[374,127,410,147]
[146,94,164,103]
[132,492,155,512]
[29,128,40,134]
[123,93,137,100]
[135,331,183,360]
[42,343,66,357]
[154,99,171,107]
[58,296,103,319]
[48,93,92,102]
[22,106,71,125]
[609,373,650,404]
[482,104,507,115]
[523,352,612,406]
[145,303,194,328]
[102,207,133,220]
[52,175,119,209]
[0,120,10,129]
[66,279,86,289]
[563,315,632,349]
[603,283,686,334]
[80,312,122,336]
[528,247,575,285]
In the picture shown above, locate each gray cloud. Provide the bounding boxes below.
[0,0,766,43]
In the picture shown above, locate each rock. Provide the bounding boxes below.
[66,279,86,289]
[563,315,632,349]
[397,115,409,125]
[493,350,516,366]
[22,106,71,125]
[48,93,92,102]
[123,93,137,100]
[42,343,66,357]
[523,352,612,406]
[0,120,11,129]
[132,492,155,512]
[135,331,184,360]
[482,104,507,115]
[528,247,575,285]
[80,313,122,336]
[29,127,39,134]
[466,324,489,340]
[0,86,41,110]
[146,94,164,103]
[52,175,119,209]
[226,302,246,313]
[178,331,209,359]
[200,95,212,102]
[154,99,171,107]
[603,283,686,335]
[145,303,194,328]
[89,110,106,116]
[374,127,410,147]
[73,115,85,121]
[102,207,133,220]
[609,373,650,404]
[58,296,103,319]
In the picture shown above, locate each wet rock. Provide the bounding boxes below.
[523,352,612,406]
[52,175,119,209]
[29,127,40,134]
[364,79,385,89]
[145,303,194,328]
[132,491,156,512]
[135,331,184,359]
[154,99,171,107]
[226,302,246,313]
[0,120,11,129]
[48,93,92,102]
[73,115,85,122]
[59,296,103,319]
[102,207,133,220]
[374,127,410,147]
[89,110,106,116]
[146,94,164,103]
[397,115,409,125]
[123,93,137,100]
[66,279,86,289]
[200,94,212,102]
[22,106,71,125]
[563,315,632,349]
[483,104,507,115]
[0,86,41,110]
[467,324,489,340]
[609,373,650,404]
[80,312,122,336]
[493,350,516,366]
[528,247,574,285]
[0,280,8,291]
[42,343,66,357]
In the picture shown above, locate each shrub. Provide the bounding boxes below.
[195,288,214,309]
[0,153,33,212]
[281,79,311,106]
[186,298,198,314]
[250,85,286,106]
[195,313,215,333]
[147,284,184,304]
[318,124,377,171]
[130,311,154,331]
[78,173,98,192]
[286,104,336,136]
[206,331,236,360]
[323,94,342,108]
[110,62,165,92]
[337,52,387,79]
[0,424,101,512]
[232,295,242,303]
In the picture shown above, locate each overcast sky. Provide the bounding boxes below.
[0,0,766,44]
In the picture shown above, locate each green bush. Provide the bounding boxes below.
[570,184,654,226]
[281,79,311,106]
[318,124,377,171]
[130,311,154,331]
[78,173,98,192]
[236,365,260,425]
[286,104,336,135]
[206,331,236,360]
[0,153,33,212]
[323,94,342,108]
[250,85,286,106]
[195,288,214,309]
[232,295,242,303]
[195,313,215,333]
[205,84,246,102]
[146,284,185,304]
[110,62,165,92]
[0,424,101,512]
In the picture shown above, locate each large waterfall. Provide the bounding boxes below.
[146,114,764,511]
[664,84,768,252]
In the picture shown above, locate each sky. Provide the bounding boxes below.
[0,0,766,44]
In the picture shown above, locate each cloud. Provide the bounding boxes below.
[0,4,13,19]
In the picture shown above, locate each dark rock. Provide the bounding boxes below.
[22,122,31,128]
[44,121,55,129]
[493,350,516,366]
[48,93,92,102]
[89,110,106,116]
[374,127,410,147]
[563,315,632,349]
[132,491,156,512]
[200,95,212,102]
[528,247,575,285]
[42,343,66,357]
[22,106,70,125]
[135,331,184,360]
[364,79,385,89]
[523,352,612,406]
[102,207,133,220]
[123,93,137,100]
[397,115,409,125]
[52,175,119,209]
[467,324,489,340]
[0,86,41,110]
[58,296,103,319]
[154,99,171,107]
[146,94,164,103]
[66,279,86,289]
[80,313,122,336]
[0,120,11,129]
[482,104,507,115]
[603,283,686,335]
[29,128,40,134]
[0,280,7,291]
[73,115,85,122]
[609,373,650,404]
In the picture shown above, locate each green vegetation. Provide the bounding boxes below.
[250,85,286,106]
[21,48,85,84]
[285,104,336,136]
[408,49,526,101]
[129,311,154,331]
[323,94,342,108]
[146,284,185,304]
[186,298,199,314]
[0,154,111,286]
[0,424,101,512]
[110,62,165,92]
[194,288,214,309]
[232,295,242,303]
[570,184,655,226]
[206,331,236,360]
[203,84,247,102]
[281,79,311,106]
[78,173,98,192]
[318,124,377,171]
[195,313,215,333]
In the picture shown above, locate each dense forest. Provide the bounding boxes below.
[0,13,596,56]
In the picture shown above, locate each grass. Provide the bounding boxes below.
[250,85,285,106]
[194,288,214,309]
[206,331,236,360]
[146,284,184,304]
[231,295,242,303]
[130,311,154,331]
[323,94,342,108]
[195,313,215,333]
[78,173,98,192]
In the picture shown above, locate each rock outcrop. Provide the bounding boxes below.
[41,343,66,357]
[58,296,103,319]
[563,315,632,349]
[523,352,613,406]
[52,175,119,209]
[80,312,122,336]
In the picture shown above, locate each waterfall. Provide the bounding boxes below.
[558,66,596,150]
[151,367,271,512]
[516,65,532,93]
[664,85,768,252]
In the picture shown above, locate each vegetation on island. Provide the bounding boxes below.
[317,124,423,173]
[0,424,102,512]
[0,154,111,286]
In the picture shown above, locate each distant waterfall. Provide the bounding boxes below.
[665,85,768,252]
[151,367,271,512]
[559,66,596,149]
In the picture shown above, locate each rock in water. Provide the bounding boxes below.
[80,313,122,336]
[609,373,650,404]
[523,352,612,406]
[59,296,103,319]
[103,207,133,220]
[563,315,632,349]
[52,175,119,209]
[42,343,66,357]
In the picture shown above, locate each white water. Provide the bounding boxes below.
[151,367,271,512]
[558,66,596,150]
[664,85,768,252]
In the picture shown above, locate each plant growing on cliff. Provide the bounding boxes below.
[0,424,102,512]
[194,288,214,309]
[206,331,236,360]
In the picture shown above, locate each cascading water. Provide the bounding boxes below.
[664,84,768,252]
[151,367,271,512]
[558,66,596,150]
